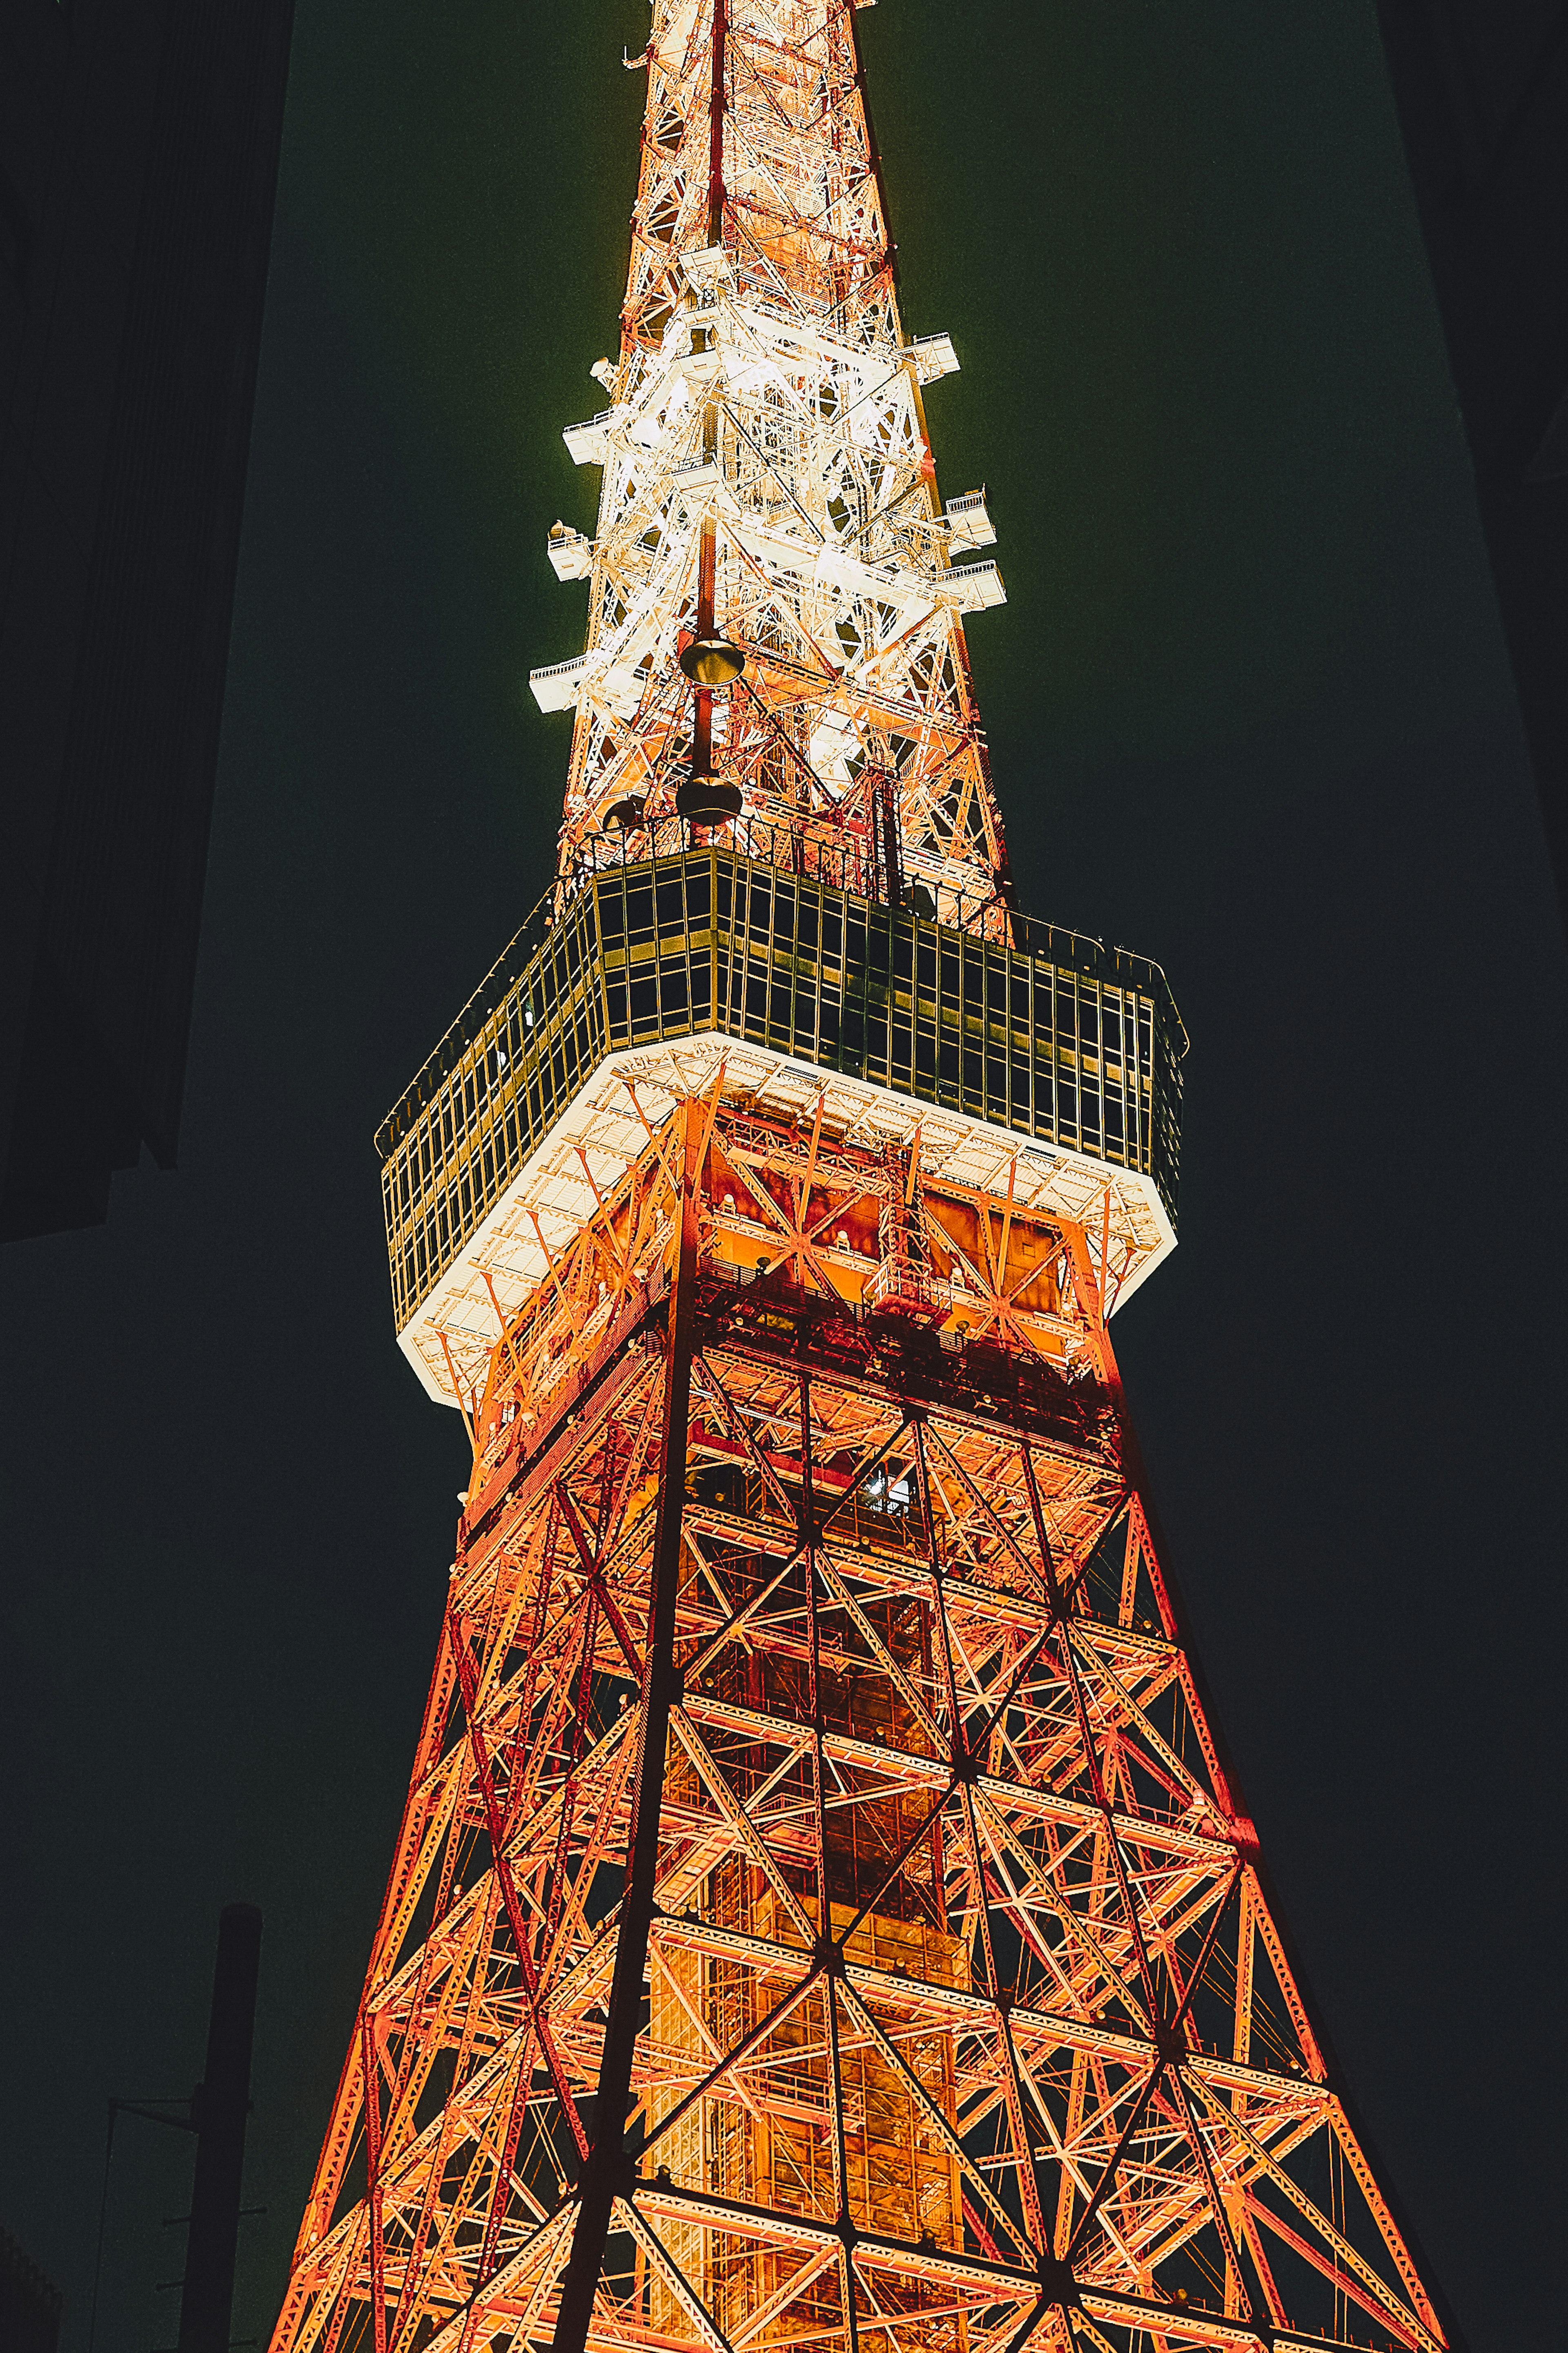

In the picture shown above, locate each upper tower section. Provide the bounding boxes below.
[383,8,1183,1414]
[534,0,1009,929]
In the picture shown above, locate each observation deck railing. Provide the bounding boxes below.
[375,851,1184,1335]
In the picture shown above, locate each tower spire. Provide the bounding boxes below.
[537,0,1008,920]
[271,14,1457,2353]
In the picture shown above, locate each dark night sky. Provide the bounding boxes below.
[2,4,1564,2349]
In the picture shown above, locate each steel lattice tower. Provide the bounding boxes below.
[271,10,1454,2353]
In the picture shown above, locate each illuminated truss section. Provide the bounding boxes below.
[274,1091,1452,2353]
[533,0,1009,926]
[270,7,1457,2353]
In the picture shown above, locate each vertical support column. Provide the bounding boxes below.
[690,0,726,789]
[878,772,903,908]
[707,0,726,249]
[692,519,717,779]
[551,1099,702,2353]
[177,1905,263,2353]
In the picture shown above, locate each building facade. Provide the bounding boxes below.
[1375,2,1568,919]
[0,0,294,1239]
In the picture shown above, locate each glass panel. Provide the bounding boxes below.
[661,960,690,1014]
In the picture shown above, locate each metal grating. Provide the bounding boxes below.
[376,852,1184,1336]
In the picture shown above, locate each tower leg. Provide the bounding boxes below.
[553,1100,702,2353]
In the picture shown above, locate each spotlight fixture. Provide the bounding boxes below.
[679,636,746,687]
[675,774,743,822]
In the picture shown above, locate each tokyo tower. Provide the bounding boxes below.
[271,9,1456,2353]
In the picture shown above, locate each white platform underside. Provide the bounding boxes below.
[398,1033,1175,1409]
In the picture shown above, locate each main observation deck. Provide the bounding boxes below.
[377,853,1183,1406]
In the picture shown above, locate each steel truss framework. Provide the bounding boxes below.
[537,0,1010,926]
[272,8,1452,2353]
[272,1089,1448,2353]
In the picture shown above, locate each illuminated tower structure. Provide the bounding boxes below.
[272,10,1455,2353]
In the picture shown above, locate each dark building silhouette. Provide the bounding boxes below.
[0,2225,61,2353]
[0,0,294,1241]
[1375,4,1568,919]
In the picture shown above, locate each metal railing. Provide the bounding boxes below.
[379,836,1184,1168]
[375,849,1184,1338]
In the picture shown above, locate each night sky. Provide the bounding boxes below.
[2,5,1563,2349]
